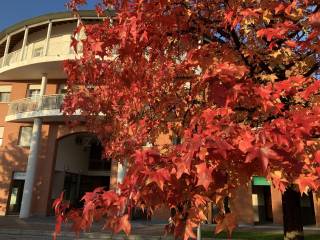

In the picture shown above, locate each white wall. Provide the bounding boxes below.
[54,133,90,174]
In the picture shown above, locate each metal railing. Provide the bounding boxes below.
[7,94,65,116]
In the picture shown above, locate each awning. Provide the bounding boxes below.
[252,176,270,186]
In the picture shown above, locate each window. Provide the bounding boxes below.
[0,85,12,102]
[32,47,43,57]
[0,127,4,146]
[57,84,67,94]
[18,126,33,147]
[172,135,181,145]
[26,85,41,99]
[88,139,111,170]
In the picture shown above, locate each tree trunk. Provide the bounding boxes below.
[282,186,304,240]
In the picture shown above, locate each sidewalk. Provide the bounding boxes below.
[0,216,170,240]
[0,216,319,239]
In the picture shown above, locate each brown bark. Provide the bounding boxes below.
[282,186,304,240]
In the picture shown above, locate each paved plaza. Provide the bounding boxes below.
[0,216,319,239]
[0,217,170,240]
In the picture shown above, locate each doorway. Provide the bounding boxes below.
[301,191,316,225]
[51,132,112,210]
[7,179,24,215]
[252,177,273,224]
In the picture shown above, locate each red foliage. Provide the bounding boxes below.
[55,0,320,239]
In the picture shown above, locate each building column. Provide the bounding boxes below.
[313,192,320,227]
[20,26,29,61]
[230,183,254,225]
[271,185,283,225]
[19,118,43,218]
[110,160,118,190]
[116,162,126,194]
[40,74,47,96]
[19,74,47,218]
[44,21,52,56]
[2,34,11,67]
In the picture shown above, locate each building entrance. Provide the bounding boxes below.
[51,133,111,210]
[7,179,24,215]
[64,173,110,208]
[252,177,273,224]
[301,191,316,225]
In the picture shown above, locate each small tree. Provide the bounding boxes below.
[54,1,320,240]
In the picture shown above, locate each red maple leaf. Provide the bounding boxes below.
[295,176,318,194]
[174,219,197,240]
[196,163,213,190]
[104,214,131,235]
[309,12,320,28]
[91,41,104,53]
[215,213,238,238]
[246,145,281,173]
[146,168,171,190]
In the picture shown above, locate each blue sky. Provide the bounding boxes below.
[0,0,96,32]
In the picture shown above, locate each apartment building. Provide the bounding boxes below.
[0,11,319,226]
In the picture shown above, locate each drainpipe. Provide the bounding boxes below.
[19,73,47,218]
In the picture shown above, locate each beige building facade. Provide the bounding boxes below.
[0,11,319,226]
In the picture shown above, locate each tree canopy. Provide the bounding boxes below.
[54,1,320,239]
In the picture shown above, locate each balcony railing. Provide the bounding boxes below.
[0,38,83,69]
[7,94,65,116]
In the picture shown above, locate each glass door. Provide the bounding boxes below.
[7,180,24,215]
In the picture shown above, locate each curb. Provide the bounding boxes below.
[0,228,175,240]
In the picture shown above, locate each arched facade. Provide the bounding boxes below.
[0,11,119,217]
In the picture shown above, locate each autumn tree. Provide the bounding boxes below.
[54,1,320,240]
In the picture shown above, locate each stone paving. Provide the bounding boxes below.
[0,217,171,240]
[0,216,319,240]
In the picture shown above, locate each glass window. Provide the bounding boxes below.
[32,47,43,57]
[26,85,41,99]
[0,127,4,146]
[18,126,33,147]
[58,84,67,94]
[0,85,12,102]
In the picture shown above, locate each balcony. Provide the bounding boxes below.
[1,40,75,67]
[5,94,69,123]
[0,38,82,80]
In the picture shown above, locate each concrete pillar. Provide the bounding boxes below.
[19,118,43,218]
[207,202,213,223]
[20,26,29,61]
[271,185,283,225]
[116,162,126,194]
[44,21,52,56]
[19,74,47,218]
[109,160,118,190]
[32,124,58,216]
[230,183,254,225]
[2,34,11,67]
[40,74,47,96]
[75,18,82,53]
[313,192,320,227]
